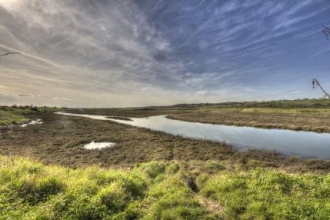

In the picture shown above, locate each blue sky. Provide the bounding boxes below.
[0,0,329,107]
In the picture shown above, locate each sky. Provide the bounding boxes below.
[0,0,329,107]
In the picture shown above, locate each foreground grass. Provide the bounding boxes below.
[1,155,330,219]
[199,169,330,219]
[0,156,217,219]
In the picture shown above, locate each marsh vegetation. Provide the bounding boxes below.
[1,99,330,219]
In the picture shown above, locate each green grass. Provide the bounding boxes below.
[0,106,59,126]
[198,169,330,219]
[239,107,330,114]
[0,157,217,219]
[197,98,330,109]
[1,155,330,219]
[0,109,29,125]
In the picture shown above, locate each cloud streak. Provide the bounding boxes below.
[0,0,329,107]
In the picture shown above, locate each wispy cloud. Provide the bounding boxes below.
[0,0,329,107]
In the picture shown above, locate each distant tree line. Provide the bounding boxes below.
[0,105,58,111]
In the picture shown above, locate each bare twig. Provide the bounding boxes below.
[312,78,330,99]
[0,51,21,57]
[323,25,330,40]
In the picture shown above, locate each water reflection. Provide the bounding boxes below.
[56,112,330,159]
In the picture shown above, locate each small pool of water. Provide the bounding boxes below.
[83,141,116,150]
[56,112,330,159]
[20,119,43,127]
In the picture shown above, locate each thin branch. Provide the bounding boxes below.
[312,78,330,99]
[0,52,21,57]
[323,25,330,40]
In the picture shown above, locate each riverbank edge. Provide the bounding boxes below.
[166,115,330,134]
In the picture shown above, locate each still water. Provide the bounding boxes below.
[56,112,330,159]
[20,119,43,127]
[83,141,116,150]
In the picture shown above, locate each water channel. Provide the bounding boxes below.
[56,112,330,159]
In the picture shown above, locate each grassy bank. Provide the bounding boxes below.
[1,155,330,219]
[0,106,59,126]
[167,107,330,133]
[0,108,31,126]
